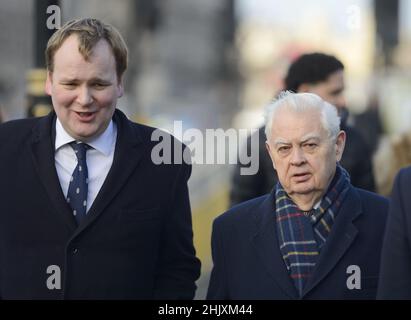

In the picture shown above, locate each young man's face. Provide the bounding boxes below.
[303,70,346,110]
[45,34,123,141]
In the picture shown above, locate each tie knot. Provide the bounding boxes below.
[70,141,90,161]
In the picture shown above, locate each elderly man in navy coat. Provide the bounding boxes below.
[0,18,200,299]
[378,166,411,299]
[207,92,387,299]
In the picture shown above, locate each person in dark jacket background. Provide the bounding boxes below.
[378,166,411,299]
[230,53,375,207]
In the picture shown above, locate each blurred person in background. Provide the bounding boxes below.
[0,18,200,299]
[230,53,375,207]
[208,92,387,299]
[378,166,411,299]
[352,92,384,156]
[373,129,411,196]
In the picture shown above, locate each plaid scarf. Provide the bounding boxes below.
[275,164,350,297]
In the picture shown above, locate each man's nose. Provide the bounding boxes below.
[290,147,306,166]
[76,86,93,106]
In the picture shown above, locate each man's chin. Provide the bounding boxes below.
[70,126,99,141]
[289,183,314,195]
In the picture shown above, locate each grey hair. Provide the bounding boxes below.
[264,91,341,143]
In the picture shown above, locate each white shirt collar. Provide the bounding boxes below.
[55,118,116,156]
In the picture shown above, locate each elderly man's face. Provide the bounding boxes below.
[266,108,345,199]
[45,34,123,141]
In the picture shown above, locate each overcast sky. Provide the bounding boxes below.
[236,0,411,38]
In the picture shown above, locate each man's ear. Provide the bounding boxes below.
[117,76,124,98]
[265,140,276,170]
[335,130,346,162]
[45,71,53,96]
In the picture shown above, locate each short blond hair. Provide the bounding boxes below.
[45,18,128,79]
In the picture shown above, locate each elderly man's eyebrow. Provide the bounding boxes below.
[300,133,321,143]
[273,138,291,147]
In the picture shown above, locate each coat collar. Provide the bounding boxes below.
[251,185,362,299]
[302,186,362,297]
[30,112,76,231]
[251,190,299,299]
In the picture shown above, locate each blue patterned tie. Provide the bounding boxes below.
[67,142,89,224]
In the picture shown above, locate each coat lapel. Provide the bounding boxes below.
[30,112,78,231]
[302,186,361,297]
[72,109,144,236]
[251,191,299,299]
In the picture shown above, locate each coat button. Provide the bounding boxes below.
[72,248,78,254]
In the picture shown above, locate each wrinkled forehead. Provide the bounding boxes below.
[270,108,327,143]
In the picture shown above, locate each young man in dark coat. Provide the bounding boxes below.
[0,18,200,299]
